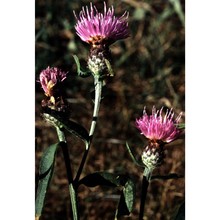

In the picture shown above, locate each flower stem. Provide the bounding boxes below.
[139,168,152,220]
[56,127,79,220]
[74,76,103,183]
[89,76,103,138]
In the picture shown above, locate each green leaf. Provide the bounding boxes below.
[116,178,136,217]
[43,108,90,144]
[174,201,185,220]
[78,172,119,187]
[124,179,135,213]
[126,142,144,167]
[169,0,185,26]
[35,143,59,217]
[177,123,185,129]
[61,119,90,143]
[104,59,114,77]
[73,55,91,78]
[79,172,135,217]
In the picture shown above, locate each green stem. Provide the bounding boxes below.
[56,127,79,220]
[74,76,103,183]
[139,168,152,220]
[89,76,103,138]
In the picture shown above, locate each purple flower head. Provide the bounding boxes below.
[74,2,129,46]
[39,67,67,97]
[136,106,182,144]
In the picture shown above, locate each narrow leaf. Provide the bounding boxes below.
[79,172,135,217]
[35,143,59,217]
[117,178,135,217]
[43,108,90,144]
[126,142,144,167]
[78,172,119,187]
[62,119,90,143]
[104,59,114,77]
[177,123,185,129]
[124,179,135,213]
[73,55,91,78]
[174,202,185,220]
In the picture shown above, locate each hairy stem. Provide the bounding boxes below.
[56,127,79,220]
[89,76,103,138]
[74,76,103,183]
[139,168,152,220]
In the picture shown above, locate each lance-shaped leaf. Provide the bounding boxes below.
[177,123,185,129]
[35,143,59,217]
[78,172,135,217]
[43,108,90,144]
[73,55,91,78]
[78,172,119,187]
[104,59,114,77]
[174,201,185,220]
[126,142,144,167]
[116,178,136,218]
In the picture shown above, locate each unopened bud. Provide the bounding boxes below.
[141,142,165,172]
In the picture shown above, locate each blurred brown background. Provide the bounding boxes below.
[35,0,185,219]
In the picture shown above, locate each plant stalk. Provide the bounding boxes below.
[56,127,79,220]
[74,76,103,183]
[89,76,103,138]
[139,168,152,220]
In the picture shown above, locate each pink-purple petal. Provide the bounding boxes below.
[136,107,182,143]
[39,67,67,95]
[74,2,129,44]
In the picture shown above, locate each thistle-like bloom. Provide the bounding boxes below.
[136,106,183,172]
[74,2,129,46]
[39,67,68,113]
[39,66,67,97]
[136,106,182,144]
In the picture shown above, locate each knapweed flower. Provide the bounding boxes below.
[136,106,182,144]
[39,67,68,112]
[74,2,129,77]
[74,2,129,47]
[136,106,183,172]
[39,66,67,97]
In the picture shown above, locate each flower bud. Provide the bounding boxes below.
[87,45,112,76]
[141,142,165,172]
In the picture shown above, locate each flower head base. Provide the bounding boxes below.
[39,67,68,112]
[136,106,182,144]
[74,2,129,47]
[39,66,67,97]
[141,143,165,172]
